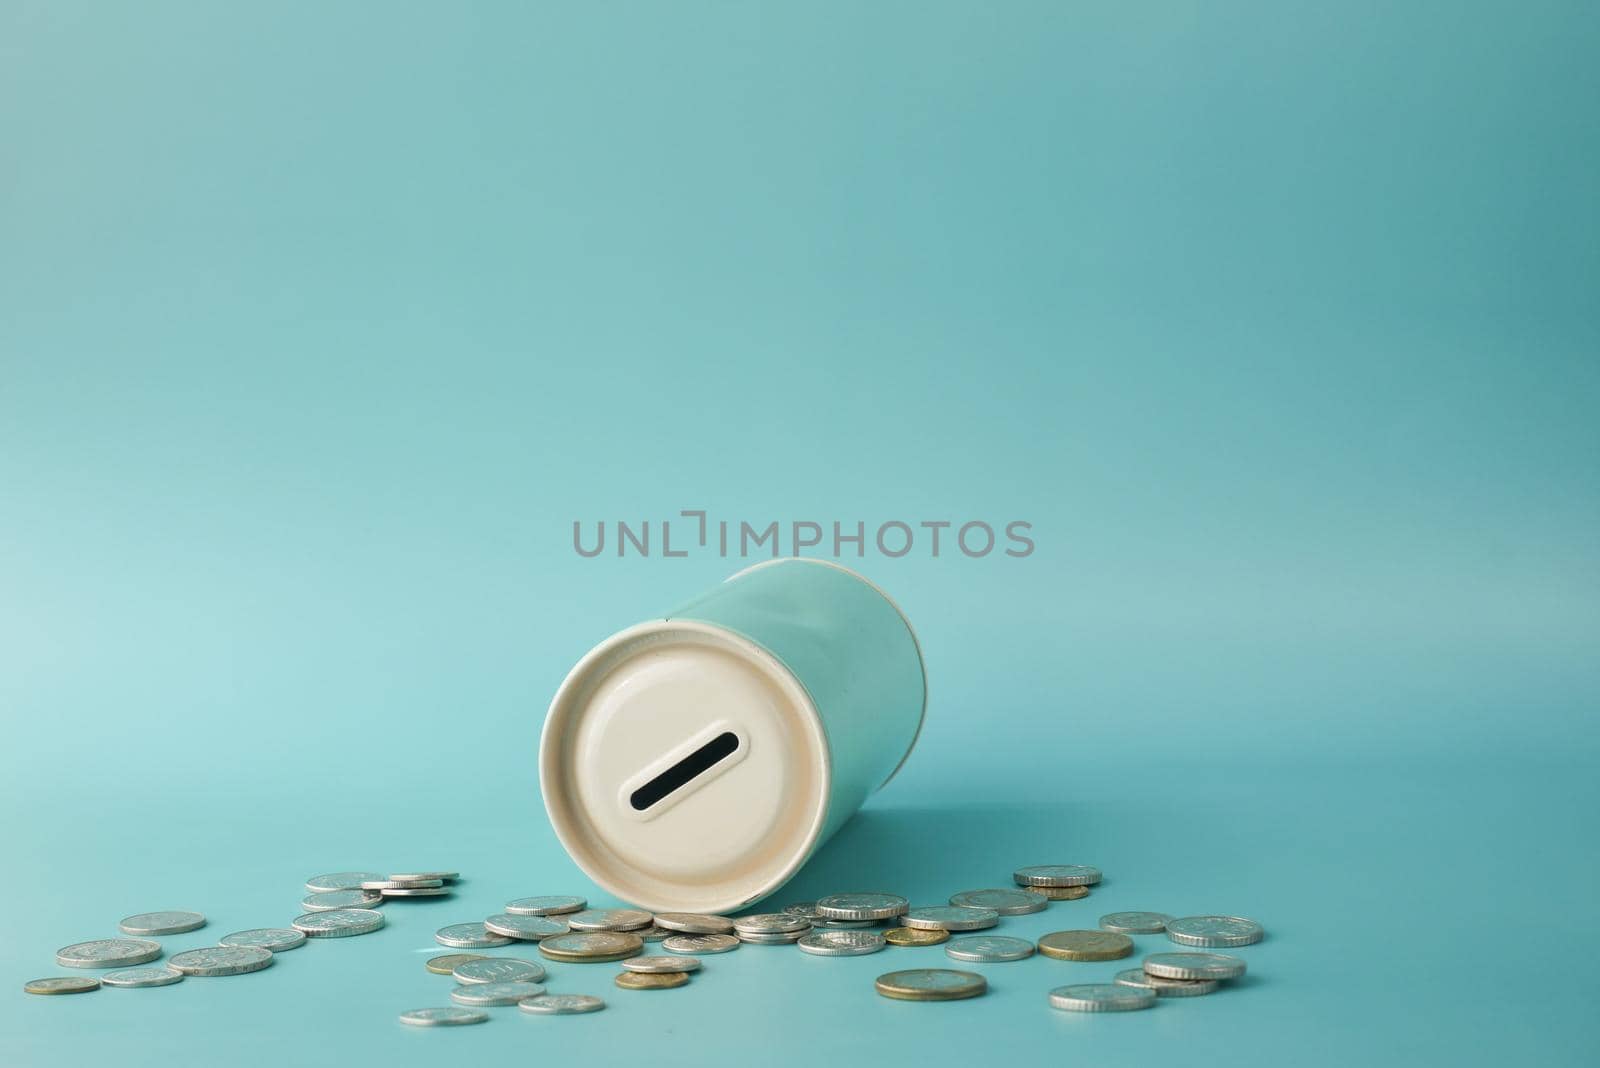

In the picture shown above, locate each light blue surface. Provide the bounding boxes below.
[2,2,1597,1065]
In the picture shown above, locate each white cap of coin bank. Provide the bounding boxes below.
[540,559,926,914]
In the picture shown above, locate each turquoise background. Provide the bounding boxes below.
[2,1,1596,1064]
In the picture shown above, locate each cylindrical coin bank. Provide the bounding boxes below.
[540,558,926,913]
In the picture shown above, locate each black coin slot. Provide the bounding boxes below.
[629,731,741,811]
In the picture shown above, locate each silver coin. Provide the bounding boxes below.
[519,993,605,1015]
[1014,865,1102,887]
[388,871,459,883]
[382,886,452,898]
[737,929,807,944]
[24,976,100,995]
[117,911,206,936]
[901,906,1000,931]
[1048,983,1156,1012]
[944,935,1036,962]
[637,926,671,942]
[505,895,587,916]
[398,1007,487,1027]
[452,957,546,984]
[1143,952,1247,980]
[949,889,1048,916]
[661,933,739,954]
[566,908,653,932]
[219,928,307,953]
[101,966,185,988]
[732,913,811,935]
[169,946,273,977]
[653,912,734,934]
[1113,967,1218,997]
[55,938,163,969]
[815,893,909,921]
[621,955,703,973]
[305,872,386,893]
[782,902,820,921]
[302,889,383,911]
[361,878,444,891]
[450,980,546,1006]
[292,909,385,938]
[435,922,514,948]
[1100,912,1174,935]
[483,913,569,941]
[797,930,887,957]
[1165,916,1264,947]
[811,918,881,929]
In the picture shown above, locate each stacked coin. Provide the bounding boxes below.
[733,913,811,944]
[615,954,700,990]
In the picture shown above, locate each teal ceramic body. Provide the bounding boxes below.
[540,558,925,911]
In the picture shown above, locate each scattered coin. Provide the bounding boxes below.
[435,923,513,949]
[1037,930,1134,962]
[566,908,653,932]
[1047,983,1156,1012]
[302,889,383,911]
[811,918,881,929]
[398,1007,487,1027]
[738,929,807,944]
[450,980,547,1006]
[219,928,307,953]
[361,878,444,891]
[305,872,386,894]
[798,930,887,957]
[117,911,206,936]
[654,912,735,934]
[537,931,644,964]
[56,939,163,969]
[484,913,570,941]
[732,913,811,936]
[884,927,950,947]
[621,955,703,973]
[1035,885,1091,901]
[874,968,987,1002]
[661,933,739,955]
[901,906,1000,932]
[381,886,452,898]
[518,993,605,1015]
[782,902,820,921]
[505,895,586,916]
[101,966,185,988]
[168,946,273,977]
[426,953,485,975]
[388,872,459,883]
[452,957,546,984]
[949,889,1048,915]
[292,909,385,938]
[1014,865,1102,887]
[615,971,688,990]
[1100,912,1173,935]
[1142,952,1247,980]
[24,977,100,995]
[815,893,909,921]
[945,935,1035,962]
[1113,967,1218,997]
[1165,916,1265,948]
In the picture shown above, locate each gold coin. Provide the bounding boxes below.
[1036,930,1134,961]
[884,927,950,947]
[538,931,645,964]
[614,970,689,990]
[425,953,485,975]
[873,968,986,1001]
[1035,885,1090,901]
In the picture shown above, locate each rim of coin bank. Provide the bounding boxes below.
[541,618,832,914]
